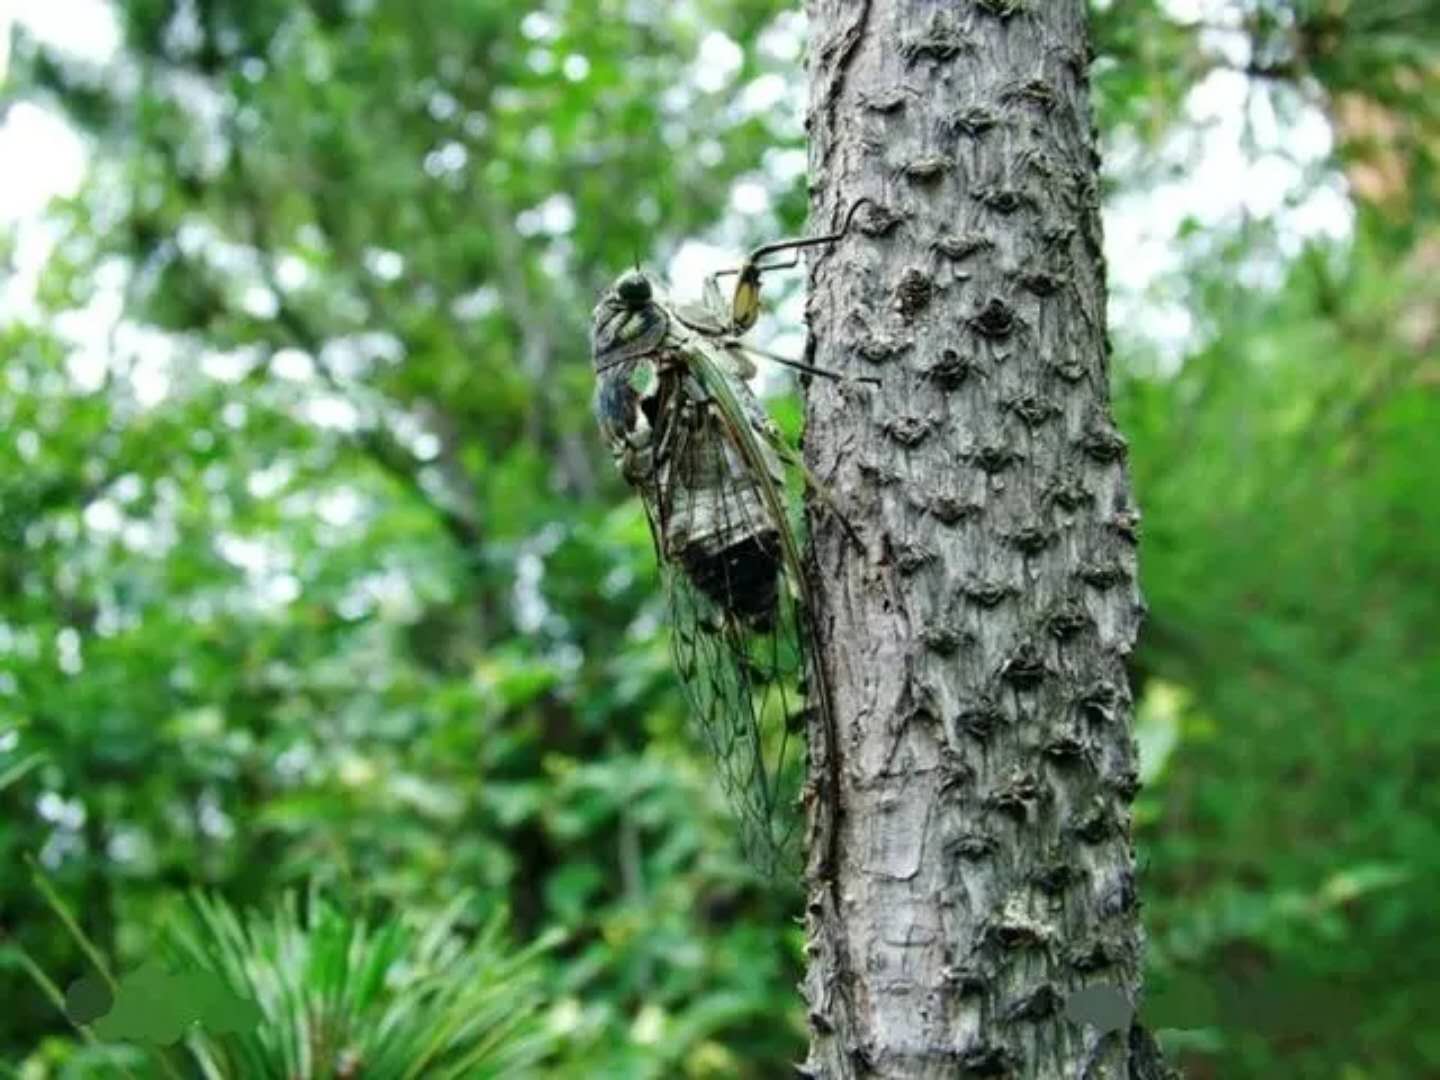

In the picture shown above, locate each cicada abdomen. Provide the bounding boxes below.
[658,395,785,631]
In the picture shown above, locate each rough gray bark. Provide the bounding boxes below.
[800,3,1172,1077]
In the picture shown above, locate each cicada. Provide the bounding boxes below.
[590,203,870,872]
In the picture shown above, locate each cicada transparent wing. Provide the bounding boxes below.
[650,370,817,873]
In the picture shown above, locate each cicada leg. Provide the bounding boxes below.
[711,197,878,335]
[701,270,730,326]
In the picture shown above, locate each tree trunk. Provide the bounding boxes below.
[801,3,1172,1077]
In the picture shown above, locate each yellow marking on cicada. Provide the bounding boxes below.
[731,269,763,333]
[617,312,646,341]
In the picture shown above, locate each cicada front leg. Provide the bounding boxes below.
[709,197,877,335]
[700,270,732,331]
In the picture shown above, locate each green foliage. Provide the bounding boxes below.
[13,864,561,1078]
[163,890,559,1078]
[3,0,809,1072]
[1122,220,1440,1075]
[2,0,1438,1077]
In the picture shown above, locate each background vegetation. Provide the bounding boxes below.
[1,1,1436,1076]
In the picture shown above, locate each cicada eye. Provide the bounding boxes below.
[616,271,652,308]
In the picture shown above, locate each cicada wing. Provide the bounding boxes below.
[645,347,828,876]
[659,488,810,876]
[671,298,727,338]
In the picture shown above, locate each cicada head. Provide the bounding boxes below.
[592,269,668,373]
[614,269,653,308]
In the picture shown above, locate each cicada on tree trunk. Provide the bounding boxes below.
[590,204,870,874]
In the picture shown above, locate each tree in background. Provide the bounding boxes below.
[802,2,1167,1076]
[2,3,818,1072]
[1,1,1438,1076]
